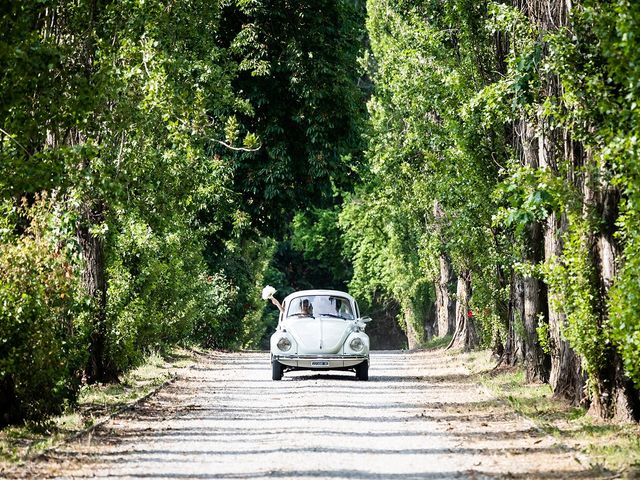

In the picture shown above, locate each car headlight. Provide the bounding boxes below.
[350,337,364,352]
[277,336,292,352]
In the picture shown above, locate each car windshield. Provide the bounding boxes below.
[287,295,354,319]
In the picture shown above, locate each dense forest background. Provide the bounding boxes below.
[1,0,639,426]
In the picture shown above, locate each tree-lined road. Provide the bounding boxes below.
[15,350,596,479]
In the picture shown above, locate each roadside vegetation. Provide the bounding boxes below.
[342,0,640,424]
[459,349,640,476]
[0,0,365,427]
[0,348,197,465]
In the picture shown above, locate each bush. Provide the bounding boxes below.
[0,197,89,426]
[105,217,225,370]
[190,272,238,348]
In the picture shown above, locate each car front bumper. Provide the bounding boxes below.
[273,354,368,369]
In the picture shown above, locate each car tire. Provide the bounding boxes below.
[356,361,369,381]
[272,360,283,381]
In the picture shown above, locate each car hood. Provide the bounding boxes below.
[284,317,353,354]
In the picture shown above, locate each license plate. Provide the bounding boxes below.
[311,361,329,366]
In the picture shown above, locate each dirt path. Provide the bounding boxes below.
[10,350,598,479]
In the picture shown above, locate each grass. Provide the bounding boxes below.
[462,350,640,477]
[0,347,198,465]
[423,334,453,350]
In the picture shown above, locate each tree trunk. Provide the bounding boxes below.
[49,1,116,384]
[586,176,639,421]
[525,0,586,403]
[432,200,456,337]
[539,123,586,404]
[523,271,548,382]
[424,299,437,341]
[502,271,525,365]
[435,253,456,337]
[544,210,586,403]
[446,271,478,351]
[489,260,508,359]
[523,221,550,383]
[76,201,116,383]
[512,117,550,381]
[403,303,421,350]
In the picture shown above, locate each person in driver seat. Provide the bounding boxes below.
[299,298,313,316]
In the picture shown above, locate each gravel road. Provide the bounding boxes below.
[14,350,599,479]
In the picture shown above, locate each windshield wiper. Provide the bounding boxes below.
[318,313,347,319]
[290,313,315,318]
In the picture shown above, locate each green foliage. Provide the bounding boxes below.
[190,272,239,349]
[592,1,640,389]
[236,238,277,350]
[610,247,640,388]
[542,218,606,382]
[340,0,504,342]
[220,0,366,232]
[0,197,89,426]
[104,214,230,370]
[482,0,640,399]
[536,316,551,355]
[0,0,367,426]
[350,0,639,405]
[5,0,639,428]
[1,0,252,422]
[493,165,568,234]
[204,235,278,350]
[291,204,353,286]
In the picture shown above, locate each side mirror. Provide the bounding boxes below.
[359,316,372,323]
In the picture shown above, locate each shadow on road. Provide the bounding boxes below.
[9,350,607,480]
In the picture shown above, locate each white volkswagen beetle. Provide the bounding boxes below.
[265,288,371,381]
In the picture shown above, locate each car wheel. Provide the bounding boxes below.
[272,360,283,381]
[356,361,369,381]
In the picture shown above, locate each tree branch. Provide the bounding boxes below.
[212,139,261,152]
[0,127,31,156]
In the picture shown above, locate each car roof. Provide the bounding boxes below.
[282,289,356,304]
